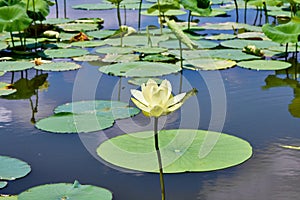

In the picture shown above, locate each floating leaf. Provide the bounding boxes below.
[0,42,7,51]
[0,181,7,189]
[142,54,176,62]
[97,129,252,173]
[237,60,291,70]
[220,39,280,49]
[71,40,106,48]
[237,32,267,40]
[35,113,114,133]
[87,30,115,39]
[42,18,73,24]
[159,39,218,49]
[72,3,114,10]
[54,100,140,120]
[0,71,5,76]
[128,77,163,86]
[0,195,17,200]
[99,61,181,77]
[102,54,140,63]
[205,33,236,40]
[191,8,229,17]
[34,62,81,71]
[0,155,31,180]
[58,23,99,32]
[0,82,16,96]
[104,35,169,47]
[18,180,112,200]
[96,46,134,54]
[0,61,34,72]
[141,9,186,16]
[133,47,168,54]
[202,22,262,32]
[73,55,101,62]
[42,49,89,58]
[183,58,236,70]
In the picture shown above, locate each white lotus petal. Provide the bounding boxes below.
[149,105,164,117]
[168,102,183,112]
[167,92,186,107]
[131,98,150,113]
[131,89,148,106]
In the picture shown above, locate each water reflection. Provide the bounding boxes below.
[198,138,300,200]
[1,72,49,123]
[262,61,300,118]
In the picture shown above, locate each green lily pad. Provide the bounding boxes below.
[104,35,169,47]
[96,46,135,54]
[205,33,236,40]
[119,2,153,9]
[102,54,140,63]
[159,40,218,49]
[0,61,34,72]
[99,61,181,77]
[18,180,112,200]
[262,17,300,44]
[73,55,101,62]
[87,30,115,39]
[54,100,140,120]
[237,32,267,40]
[191,8,229,17]
[42,49,89,58]
[0,42,7,50]
[142,54,176,62]
[0,155,31,180]
[237,60,291,70]
[202,22,262,32]
[0,71,5,76]
[58,23,99,32]
[72,3,114,10]
[220,39,280,49]
[0,82,16,96]
[134,47,168,54]
[141,9,186,16]
[35,113,114,133]
[0,195,17,200]
[97,129,252,173]
[42,18,73,24]
[0,181,7,189]
[34,62,81,71]
[71,40,106,48]
[128,77,163,86]
[183,58,236,70]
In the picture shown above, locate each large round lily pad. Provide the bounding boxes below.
[87,30,115,39]
[58,23,99,32]
[71,41,106,48]
[35,113,114,133]
[237,60,291,70]
[104,35,169,47]
[96,46,135,55]
[99,61,181,77]
[72,3,114,10]
[141,9,186,16]
[0,61,34,72]
[0,155,31,180]
[159,40,218,49]
[18,180,112,200]
[220,39,280,49]
[183,58,236,70]
[34,62,81,71]
[54,100,140,120]
[102,54,140,63]
[42,18,73,24]
[42,49,89,58]
[97,129,253,173]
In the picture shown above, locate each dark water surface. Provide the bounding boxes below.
[1,1,300,199]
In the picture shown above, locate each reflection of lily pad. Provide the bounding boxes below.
[183,58,236,70]
[99,61,181,77]
[237,60,291,70]
[18,180,112,200]
[0,61,34,72]
[42,49,89,58]
[54,100,140,120]
[289,97,300,118]
[0,155,31,180]
[35,113,114,133]
[34,62,81,71]
[0,82,16,96]
[0,181,7,189]
[97,129,252,173]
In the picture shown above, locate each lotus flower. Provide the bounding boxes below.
[131,79,197,117]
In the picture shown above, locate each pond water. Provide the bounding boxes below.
[1,1,300,199]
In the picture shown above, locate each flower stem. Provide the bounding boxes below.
[154,117,165,200]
